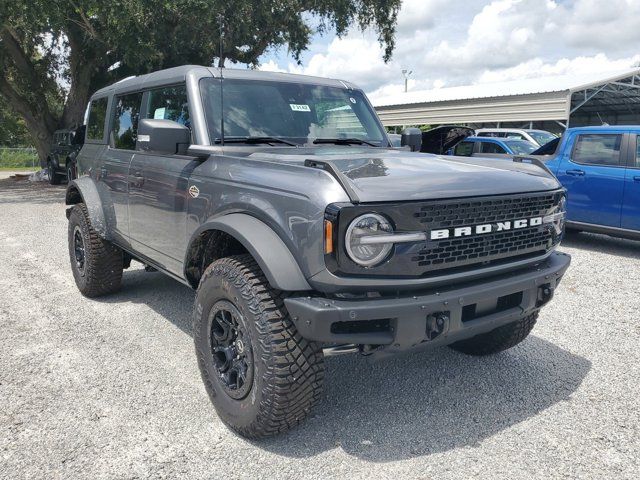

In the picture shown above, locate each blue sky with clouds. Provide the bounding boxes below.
[256,0,640,102]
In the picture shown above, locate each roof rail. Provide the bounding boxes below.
[114,75,137,84]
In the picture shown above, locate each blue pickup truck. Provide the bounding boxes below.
[543,126,640,239]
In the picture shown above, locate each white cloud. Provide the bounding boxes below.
[477,54,640,84]
[259,0,640,97]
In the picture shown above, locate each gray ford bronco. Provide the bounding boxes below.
[65,65,570,438]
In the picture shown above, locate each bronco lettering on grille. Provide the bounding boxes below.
[430,216,543,240]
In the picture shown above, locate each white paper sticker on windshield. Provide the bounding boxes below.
[153,107,166,119]
[290,104,311,112]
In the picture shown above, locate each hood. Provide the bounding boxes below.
[420,125,475,154]
[247,147,560,203]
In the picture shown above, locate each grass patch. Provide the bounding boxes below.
[0,149,39,169]
[0,166,39,171]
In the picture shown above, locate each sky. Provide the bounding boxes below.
[257,0,640,102]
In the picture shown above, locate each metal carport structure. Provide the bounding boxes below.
[372,68,640,133]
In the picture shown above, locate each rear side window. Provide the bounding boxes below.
[454,141,474,156]
[87,98,108,141]
[572,134,621,166]
[480,142,507,154]
[147,85,190,128]
[505,133,525,140]
[112,92,143,150]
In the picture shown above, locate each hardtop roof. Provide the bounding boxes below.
[90,65,356,98]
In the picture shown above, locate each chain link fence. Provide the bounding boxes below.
[0,147,39,169]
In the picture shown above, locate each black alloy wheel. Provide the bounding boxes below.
[72,225,86,275]
[208,300,254,400]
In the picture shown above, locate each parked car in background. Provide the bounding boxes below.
[530,136,560,156]
[389,126,474,153]
[543,126,640,239]
[475,128,557,147]
[419,125,474,154]
[450,136,538,158]
[47,125,85,184]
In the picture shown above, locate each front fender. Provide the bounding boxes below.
[189,214,312,292]
[65,177,109,238]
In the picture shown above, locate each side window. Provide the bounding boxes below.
[454,141,474,156]
[147,85,190,128]
[506,133,525,140]
[572,134,621,166]
[87,97,108,141]
[480,142,507,154]
[636,136,640,168]
[112,92,143,150]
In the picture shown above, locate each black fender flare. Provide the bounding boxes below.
[65,177,109,238]
[189,214,311,292]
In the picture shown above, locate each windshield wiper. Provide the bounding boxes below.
[214,136,297,146]
[313,138,378,147]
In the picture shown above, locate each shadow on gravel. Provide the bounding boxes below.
[562,230,640,260]
[101,267,591,463]
[0,178,65,205]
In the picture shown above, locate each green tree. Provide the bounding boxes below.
[0,0,401,163]
[0,95,32,147]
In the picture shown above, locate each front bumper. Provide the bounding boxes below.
[285,251,570,356]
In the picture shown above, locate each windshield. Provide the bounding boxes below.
[527,130,556,146]
[504,140,537,155]
[200,78,387,146]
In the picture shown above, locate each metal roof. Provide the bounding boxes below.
[372,68,640,107]
[373,68,640,127]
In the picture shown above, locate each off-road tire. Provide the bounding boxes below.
[48,160,61,185]
[67,203,123,297]
[449,312,538,356]
[193,254,324,439]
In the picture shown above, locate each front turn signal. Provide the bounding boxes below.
[324,219,334,254]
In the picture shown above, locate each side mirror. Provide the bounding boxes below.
[401,127,422,152]
[137,118,190,154]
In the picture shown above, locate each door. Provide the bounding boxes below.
[556,132,626,227]
[622,134,640,231]
[128,84,199,275]
[100,91,144,244]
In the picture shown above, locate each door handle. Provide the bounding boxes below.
[633,176,640,183]
[565,169,585,176]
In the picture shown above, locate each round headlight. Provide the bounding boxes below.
[345,213,394,267]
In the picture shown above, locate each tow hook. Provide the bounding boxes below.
[425,312,449,341]
[537,284,554,307]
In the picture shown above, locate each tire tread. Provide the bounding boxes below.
[449,312,538,356]
[68,203,123,297]
[194,254,324,439]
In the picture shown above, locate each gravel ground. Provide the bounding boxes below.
[0,177,638,479]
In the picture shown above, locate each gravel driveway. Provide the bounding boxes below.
[1,178,638,479]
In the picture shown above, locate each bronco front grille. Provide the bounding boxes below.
[328,189,564,279]
[412,193,558,273]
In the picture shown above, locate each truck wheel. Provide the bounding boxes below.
[449,312,538,356]
[67,204,123,297]
[193,254,324,439]
[48,160,61,185]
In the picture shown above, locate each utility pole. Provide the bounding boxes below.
[402,69,412,93]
